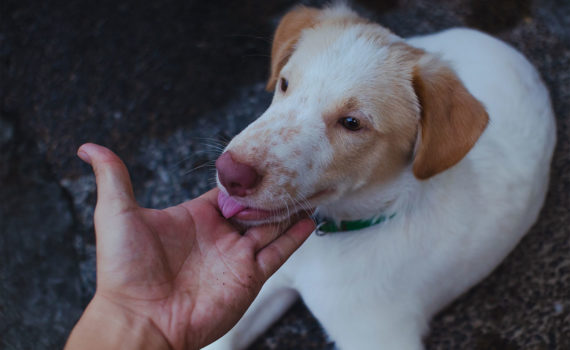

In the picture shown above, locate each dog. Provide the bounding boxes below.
[207,4,556,349]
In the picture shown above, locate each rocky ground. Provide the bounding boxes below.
[1,0,568,349]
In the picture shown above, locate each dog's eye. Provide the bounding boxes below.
[339,116,361,131]
[280,78,288,93]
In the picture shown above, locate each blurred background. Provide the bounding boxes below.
[0,0,568,349]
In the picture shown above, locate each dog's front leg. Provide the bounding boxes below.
[304,287,427,350]
[202,271,299,350]
[325,308,425,350]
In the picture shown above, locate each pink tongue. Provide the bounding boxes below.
[218,191,248,218]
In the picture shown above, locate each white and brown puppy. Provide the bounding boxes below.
[209,4,556,349]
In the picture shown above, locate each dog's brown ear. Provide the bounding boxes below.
[266,6,320,91]
[412,56,489,179]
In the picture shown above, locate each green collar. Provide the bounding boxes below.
[315,213,397,235]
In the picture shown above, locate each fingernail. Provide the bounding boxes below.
[77,149,92,164]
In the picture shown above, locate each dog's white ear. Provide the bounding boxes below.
[412,56,489,179]
[266,6,320,91]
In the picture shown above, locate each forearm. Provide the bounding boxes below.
[65,296,172,350]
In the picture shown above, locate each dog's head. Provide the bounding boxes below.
[216,5,488,225]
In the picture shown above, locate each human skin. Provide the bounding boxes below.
[65,143,315,350]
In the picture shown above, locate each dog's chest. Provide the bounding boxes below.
[285,223,413,293]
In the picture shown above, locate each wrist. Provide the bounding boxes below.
[65,294,172,350]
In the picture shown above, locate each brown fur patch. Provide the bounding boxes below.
[321,97,361,128]
[318,42,421,189]
[343,96,359,112]
[278,127,301,143]
[412,57,489,179]
[266,6,320,91]
[266,6,380,92]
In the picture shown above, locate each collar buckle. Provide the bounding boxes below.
[315,221,330,236]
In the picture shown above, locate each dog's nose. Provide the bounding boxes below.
[216,151,261,197]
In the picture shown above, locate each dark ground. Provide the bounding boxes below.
[0,0,568,349]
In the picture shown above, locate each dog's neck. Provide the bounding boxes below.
[316,170,420,223]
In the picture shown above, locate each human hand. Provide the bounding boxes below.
[65,143,315,350]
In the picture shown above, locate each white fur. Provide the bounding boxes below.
[205,10,556,350]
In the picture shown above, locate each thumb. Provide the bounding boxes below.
[78,143,138,216]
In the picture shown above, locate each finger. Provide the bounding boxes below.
[256,218,315,279]
[243,224,282,252]
[179,188,224,226]
[179,188,220,213]
[78,143,138,215]
[244,212,311,251]
[196,188,220,207]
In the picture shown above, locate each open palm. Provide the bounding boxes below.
[76,143,314,350]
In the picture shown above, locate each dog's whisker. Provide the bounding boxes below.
[200,143,227,154]
[200,142,226,150]
[197,149,225,158]
[200,140,227,148]
[207,176,219,188]
[284,197,291,226]
[169,151,219,171]
[182,161,217,176]
[193,138,229,152]
[169,155,196,169]
[192,136,229,144]
[289,192,313,217]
